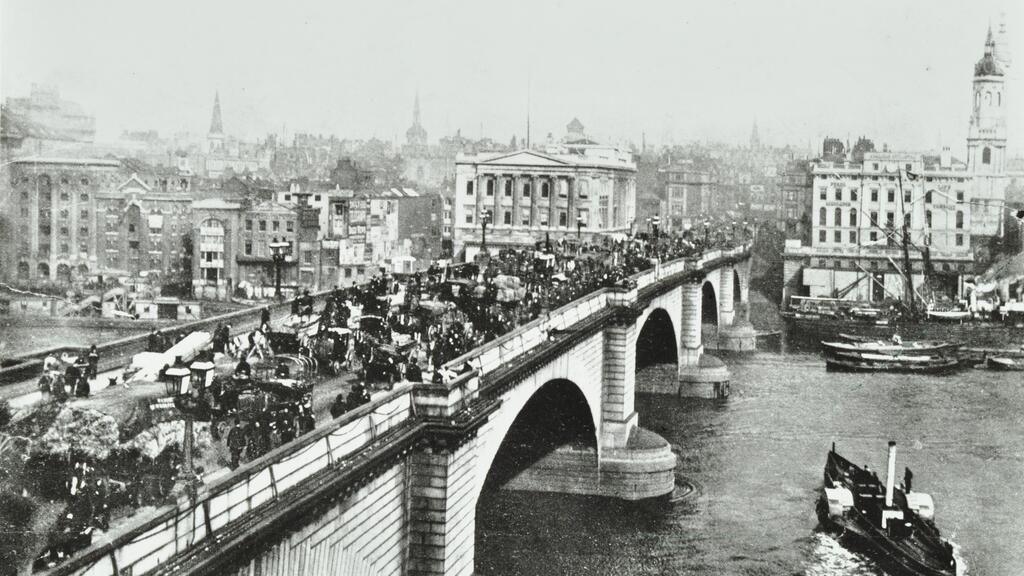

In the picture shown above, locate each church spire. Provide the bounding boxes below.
[413,91,421,126]
[209,92,223,134]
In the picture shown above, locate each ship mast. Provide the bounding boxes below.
[896,169,917,316]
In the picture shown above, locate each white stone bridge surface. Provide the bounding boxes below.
[43,243,753,576]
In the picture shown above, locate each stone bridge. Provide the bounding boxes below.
[45,244,753,576]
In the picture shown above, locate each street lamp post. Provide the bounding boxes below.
[164,366,194,482]
[479,209,493,254]
[269,241,291,301]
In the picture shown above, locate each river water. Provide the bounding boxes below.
[477,348,1024,576]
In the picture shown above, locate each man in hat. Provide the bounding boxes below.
[86,344,99,379]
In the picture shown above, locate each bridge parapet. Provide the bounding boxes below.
[46,386,416,576]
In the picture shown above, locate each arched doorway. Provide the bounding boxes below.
[37,262,50,280]
[636,308,677,370]
[56,263,72,284]
[476,379,596,573]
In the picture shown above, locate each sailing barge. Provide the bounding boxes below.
[817,442,957,576]
[822,336,963,373]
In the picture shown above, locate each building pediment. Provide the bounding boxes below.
[478,150,573,167]
[117,172,152,194]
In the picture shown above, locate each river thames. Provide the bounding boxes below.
[477,349,1024,576]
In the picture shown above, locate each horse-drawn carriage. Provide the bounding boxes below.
[307,327,352,375]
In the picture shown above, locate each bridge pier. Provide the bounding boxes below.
[716,261,757,352]
[678,281,730,398]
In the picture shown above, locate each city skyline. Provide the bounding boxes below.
[2,0,1022,155]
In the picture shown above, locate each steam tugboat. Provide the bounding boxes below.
[817,442,957,576]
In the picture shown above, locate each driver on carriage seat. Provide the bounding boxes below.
[234,356,252,379]
[275,360,290,379]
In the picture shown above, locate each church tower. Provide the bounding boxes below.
[405,92,428,151]
[966,27,1006,174]
[207,92,225,153]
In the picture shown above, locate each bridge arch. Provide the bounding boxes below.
[636,307,678,369]
[477,377,598,498]
[701,280,719,326]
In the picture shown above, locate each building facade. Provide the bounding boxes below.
[781,27,1009,306]
[657,160,717,232]
[2,158,193,286]
[453,149,636,259]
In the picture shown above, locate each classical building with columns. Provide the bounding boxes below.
[453,148,636,259]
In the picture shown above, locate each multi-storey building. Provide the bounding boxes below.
[657,159,717,231]
[2,157,193,286]
[190,199,306,300]
[453,148,636,259]
[777,160,813,240]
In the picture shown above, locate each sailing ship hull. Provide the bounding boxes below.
[825,356,962,374]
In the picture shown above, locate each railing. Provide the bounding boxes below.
[0,290,336,386]
[48,386,416,576]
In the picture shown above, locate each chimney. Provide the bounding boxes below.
[885,441,897,507]
[940,146,952,169]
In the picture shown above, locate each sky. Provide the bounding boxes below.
[1,0,1021,155]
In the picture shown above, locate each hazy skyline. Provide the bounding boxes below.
[2,0,1021,155]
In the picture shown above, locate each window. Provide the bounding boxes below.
[887,189,895,202]
[834,189,842,201]
[956,190,964,202]
[982,147,991,164]
[80,209,88,219]
[558,182,568,198]
[834,231,841,243]
[904,213,911,228]
[20,206,28,217]
[819,207,826,225]
[129,240,140,249]
[246,219,253,231]
[872,163,879,170]
[849,231,857,243]
[904,190,911,203]
[273,220,280,231]
[559,211,568,226]
[60,226,69,236]
[465,212,474,224]
[819,230,826,242]
[870,211,878,226]
[925,191,932,203]
[870,231,878,242]
[955,234,964,246]
[955,211,964,229]
[870,189,878,202]
[819,187,827,200]
[60,192,69,201]
[60,177,69,185]
[521,208,531,226]
[503,211,512,225]
[259,220,266,231]
[486,179,494,196]
[81,178,89,185]
[245,242,252,255]
[287,221,294,232]
[541,182,550,198]
[540,212,549,226]
[849,209,857,226]
[128,224,136,233]
[905,163,912,171]
[886,212,894,227]
[851,189,858,201]
[466,181,474,195]
[505,180,513,196]
[522,183,531,198]
[314,195,321,201]
[925,210,932,228]
[834,208,841,226]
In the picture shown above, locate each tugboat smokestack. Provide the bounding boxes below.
[885,441,897,507]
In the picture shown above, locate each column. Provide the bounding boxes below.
[530,175,539,231]
[678,281,702,367]
[511,173,521,234]
[718,265,735,326]
[601,321,638,449]
[407,439,478,576]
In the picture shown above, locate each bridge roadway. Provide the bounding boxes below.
[41,243,754,576]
